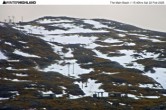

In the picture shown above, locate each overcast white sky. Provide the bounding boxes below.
[0,5,166,32]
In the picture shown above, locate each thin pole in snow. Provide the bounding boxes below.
[101,92,103,97]
[72,63,74,74]
[67,63,70,76]
[68,64,70,76]
[8,16,10,23]
[12,16,15,23]
[21,16,23,22]
[85,81,87,87]
[82,82,83,89]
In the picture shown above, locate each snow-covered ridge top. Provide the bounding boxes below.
[34,16,78,24]
[16,16,166,36]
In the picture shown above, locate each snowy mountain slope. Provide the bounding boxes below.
[0,16,166,109]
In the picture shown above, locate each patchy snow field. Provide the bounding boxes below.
[10,17,166,98]
[14,23,109,35]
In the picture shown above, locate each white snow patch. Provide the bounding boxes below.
[114,29,128,33]
[7,60,20,62]
[13,49,40,58]
[93,49,111,60]
[107,101,113,105]
[11,79,30,82]
[60,26,109,34]
[127,94,139,99]
[5,42,12,46]
[0,23,6,27]
[156,58,166,61]
[47,42,63,56]
[140,50,160,59]
[101,72,119,75]
[83,20,108,28]
[74,78,108,97]
[123,42,136,46]
[19,41,27,44]
[153,36,161,38]
[14,24,109,35]
[13,73,28,77]
[118,34,126,37]
[139,83,162,89]
[3,77,30,82]
[130,94,160,99]
[119,103,126,106]
[47,44,73,58]
[145,68,166,89]
[39,90,54,95]
[51,23,79,29]
[23,46,29,49]
[6,67,28,71]
[93,49,146,73]
[142,96,160,99]
[162,94,166,96]
[24,87,36,90]
[42,59,93,78]
[103,38,123,44]
[85,43,105,49]
[56,90,67,98]
[128,33,146,37]
[56,94,64,98]
[39,35,98,45]
[93,49,135,67]
[60,86,67,90]
[139,37,164,42]
[9,91,20,96]
[69,95,83,99]
[139,37,149,40]
[64,48,74,58]
[93,49,161,76]
[0,51,8,60]
[0,97,9,101]
[150,38,164,42]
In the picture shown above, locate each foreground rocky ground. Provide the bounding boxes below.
[0,16,166,110]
